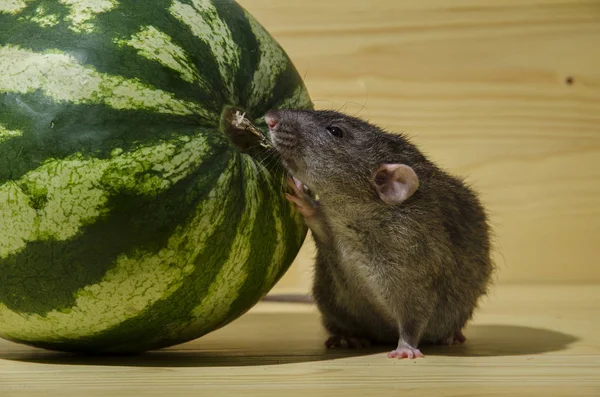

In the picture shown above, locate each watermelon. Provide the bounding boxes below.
[0,0,312,353]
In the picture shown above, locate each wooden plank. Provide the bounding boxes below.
[236,0,600,287]
[0,285,599,396]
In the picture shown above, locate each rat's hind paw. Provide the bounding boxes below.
[437,330,467,345]
[453,330,467,344]
[285,176,319,218]
[387,346,424,359]
[325,335,371,349]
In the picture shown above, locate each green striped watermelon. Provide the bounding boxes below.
[0,0,311,353]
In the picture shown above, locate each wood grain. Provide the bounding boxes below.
[1,284,599,396]
[234,0,600,288]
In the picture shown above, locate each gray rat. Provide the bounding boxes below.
[264,109,493,359]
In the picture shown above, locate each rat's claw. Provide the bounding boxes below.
[292,176,303,190]
[285,176,320,219]
[284,192,301,206]
[287,176,303,196]
[387,346,424,359]
[285,193,317,218]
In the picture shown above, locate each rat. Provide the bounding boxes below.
[263,109,493,359]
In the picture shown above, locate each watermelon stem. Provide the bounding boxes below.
[220,106,273,154]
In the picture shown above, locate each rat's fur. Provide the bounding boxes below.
[266,109,493,354]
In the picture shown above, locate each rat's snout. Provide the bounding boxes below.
[264,109,309,180]
[264,111,280,130]
[264,109,300,157]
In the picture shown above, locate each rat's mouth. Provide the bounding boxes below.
[269,129,298,169]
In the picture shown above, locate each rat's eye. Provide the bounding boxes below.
[326,126,344,138]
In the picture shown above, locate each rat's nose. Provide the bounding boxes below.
[264,113,279,129]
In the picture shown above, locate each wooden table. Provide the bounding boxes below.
[1,284,599,396]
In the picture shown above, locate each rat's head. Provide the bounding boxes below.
[265,109,423,206]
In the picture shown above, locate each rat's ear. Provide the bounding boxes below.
[373,164,419,205]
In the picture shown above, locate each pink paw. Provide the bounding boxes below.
[325,335,371,349]
[285,177,317,218]
[387,346,424,359]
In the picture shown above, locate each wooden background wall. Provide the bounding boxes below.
[236,0,600,290]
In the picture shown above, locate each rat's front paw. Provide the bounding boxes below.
[285,176,318,218]
[325,335,371,349]
[387,344,424,359]
[285,176,332,243]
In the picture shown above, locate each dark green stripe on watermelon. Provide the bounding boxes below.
[0,93,212,185]
[0,132,231,315]
[212,0,261,108]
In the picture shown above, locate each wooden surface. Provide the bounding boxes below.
[234,0,600,288]
[0,284,599,396]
